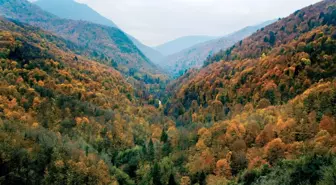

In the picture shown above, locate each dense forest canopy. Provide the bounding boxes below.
[0,0,336,185]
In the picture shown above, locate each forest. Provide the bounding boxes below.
[0,0,336,185]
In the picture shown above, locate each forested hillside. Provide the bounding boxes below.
[0,0,168,90]
[0,0,335,185]
[0,17,175,184]
[167,0,336,125]
[162,1,336,184]
[204,0,336,66]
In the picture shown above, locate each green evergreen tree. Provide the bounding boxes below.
[152,162,162,185]
[269,31,276,46]
[162,142,172,156]
[160,129,168,143]
[85,145,89,156]
[148,139,155,161]
[168,174,177,185]
[199,172,206,185]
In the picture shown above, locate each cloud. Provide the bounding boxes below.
[75,0,321,46]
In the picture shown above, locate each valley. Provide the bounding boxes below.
[0,0,335,185]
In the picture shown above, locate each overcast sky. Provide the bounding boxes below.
[75,0,321,46]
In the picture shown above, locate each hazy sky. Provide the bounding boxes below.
[75,0,321,46]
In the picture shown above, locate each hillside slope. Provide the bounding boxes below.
[34,0,164,64]
[180,80,336,184]
[0,0,167,87]
[0,17,174,185]
[162,20,275,76]
[160,1,336,184]
[166,0,336,125]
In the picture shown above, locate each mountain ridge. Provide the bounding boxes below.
[166,0,335,124]
[34,0,164,64]
[204,0,335,66]
[35,0,118,27]
[155,35,218,56]
[161,20,276,76]
[0,0,168,87]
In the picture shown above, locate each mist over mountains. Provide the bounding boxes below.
[155,35,219,56]
[34,0,165,64]
[35,0,118,27]
[161,20,276,76]
[33,0,278,76]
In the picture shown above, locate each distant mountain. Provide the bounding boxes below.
[0,0,167,86]
[34,0,164,64]
[155,35,218,56]
[162,20,276,76]
[127,34,164,65]
[34,0,117,27]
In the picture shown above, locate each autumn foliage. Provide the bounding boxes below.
[0,0,336,185]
